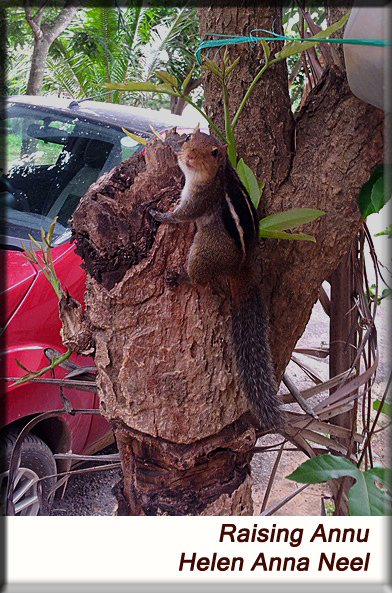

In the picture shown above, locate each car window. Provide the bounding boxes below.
[0,104,133,249]
[120,135,143,162]
[5,117,75,169]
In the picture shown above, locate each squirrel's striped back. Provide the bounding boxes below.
[220,164,259,258]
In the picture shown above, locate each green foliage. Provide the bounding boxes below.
[365,284,391,306]
[104,75,224,141]
[5,4,200,109]
[106,80,176,95]
[122,127,147,146]
[259,208,325,242]
[4,7,34,95]
[13,349,72,387]
[373,399,392,418]
[43,4,154,102]
[259,208,325,231]
[357,164,392,220]
[12,217,72,388]
[21,217,64,300]
[287,454,392,516]
[375,224,392,239]
[236,159,263,207]
[323,498,335,516]
[144,6,201,96]
[275,11,350,60]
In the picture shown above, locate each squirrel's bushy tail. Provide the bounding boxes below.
[230,266,285,431]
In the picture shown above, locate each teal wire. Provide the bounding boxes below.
[196,34,391,65]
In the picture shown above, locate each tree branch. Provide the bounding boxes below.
[263,65,384,380]
[23,0,42,40]
[34,1,48,27]
[183,76,201,96]
[42,0,79,43]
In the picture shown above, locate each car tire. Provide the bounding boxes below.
[0,432,57,516]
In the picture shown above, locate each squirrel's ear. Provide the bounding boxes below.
[215,144,228,164]
[192,123,200,134]
[220,144,229,160]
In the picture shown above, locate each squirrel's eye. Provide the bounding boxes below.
[211,148,219,158]
[184,134,191,142]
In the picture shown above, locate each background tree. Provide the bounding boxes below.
[4,2,200,114]
[22,0,79,95]
[140,5,201,114]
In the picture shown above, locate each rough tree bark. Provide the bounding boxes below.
[69,139,256,515]
[197,4,384,381]
[23,0,79,95]
[65,5,383,515]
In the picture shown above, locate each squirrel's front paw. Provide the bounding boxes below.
[164,269,189,290]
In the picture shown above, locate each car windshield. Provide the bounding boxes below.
[0,103,145,250]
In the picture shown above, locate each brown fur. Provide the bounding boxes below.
[150,133,284,430]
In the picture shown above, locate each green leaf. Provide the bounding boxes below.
[155,70,179,89]
[260,39,270,63]
[201,55,222,78]
[181,67,194,94]
[28,234,42,250]
[259,229,316,242]
[122,127,147,146]
[362,469,392,516]
[259,208,325,231]
[287,454,392,516]
[276,10,350,60]
[149,124,165,142]
[367,467,392,492]
[374,223,392,238]
[236,159,262,207]
[12,350,72,387]
[46,216,58,247]
[288,454,359,483]
[371,175,389,213]
[357,164,391,219]
[373,399,392,419]
[103,81,179,97]
[225,56,241,78]
[358,179,377,219]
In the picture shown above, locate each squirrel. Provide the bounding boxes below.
[150,131,284,431]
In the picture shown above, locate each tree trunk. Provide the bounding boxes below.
[197,4,384,383]
[26,36,52,95]
[66,5,383,516]
[24,0,78,95]
[328,244,358,446]
[170,76,201,115]
[69,136,256,515]
[327,243,358,515]
[197,5,293,201]
[170,95,188,116]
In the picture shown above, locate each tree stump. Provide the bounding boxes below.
[69,132,257,515]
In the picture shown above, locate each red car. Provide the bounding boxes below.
[0,95,198,515]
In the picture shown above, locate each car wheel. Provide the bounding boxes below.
[0,432,57,516]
